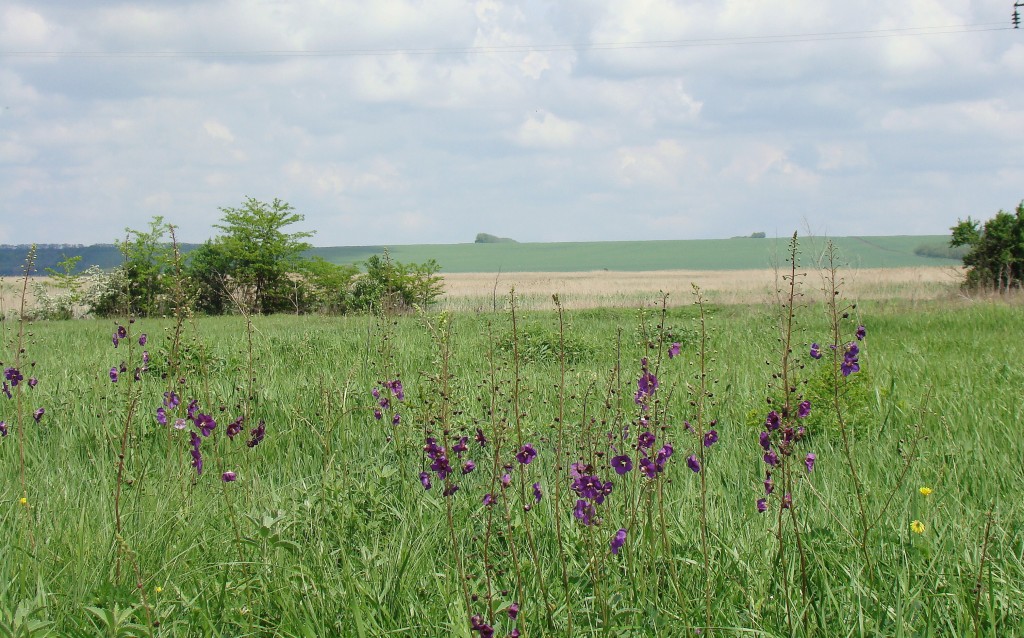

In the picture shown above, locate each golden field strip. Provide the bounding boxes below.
[2,266,967,315]
[439,266,967,311]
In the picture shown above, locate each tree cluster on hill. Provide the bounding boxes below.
[950,200,1024,293]
[474,233,517,244]
[28,197,444,319]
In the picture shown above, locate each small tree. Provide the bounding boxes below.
[92,217,174,317]
[950,201,1024,292]
[212,197,314,314]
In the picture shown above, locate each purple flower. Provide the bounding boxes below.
[112,333,119,348]
[462,460,476,475]
[173,418,187,430]
[442,484,459,497]
[611,454,633,475]
[686,454,701,473]
[156,407,167,425]
[138,334,147,346]
[765,411,781,431]
[452,437,469,456]
[763,450,779,467]
[470,615,493,638]
[508,602,520,620]
[33,408,44,423]
[703,430,718,447]
[387,379,404,400]
[141,351,150,366]
[0,421,6,436]
[194,413,216,437]
[373,409,383,420]
[226,416,244,439]
[782,493,793,509]
[639,457,658,479]
[668,342,681,359]
[186,399,199,420]
[757,498,768,513]
[189,432,202,475]
[419,471,432,490]
[573,499,596,526]
[500,472,512,488]
[27,377,37,389]
[247,420,266,448]
[635,371,659,404]
[764,472,775,495]
[637,431,656,449]
[759,431,771,451]
[109,367,119,383]
[810,343,822,359]
[532,482,542,503]
[392,412,401,426]
[163,391,180,409]
[798,400,811,419]
[805,452,816,473]
[610,528,628,555]
[431,455,453,480]
[841,357,860,377]
[222,471,237,482]
[482,493,494,506]
[117,325,127,339]
[856,325,866,340]
[3,368,22,386]
[516,444,537,465]
[475,428,487,447]
[2,383,10,399]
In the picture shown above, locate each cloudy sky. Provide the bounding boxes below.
[1,1,1022,247]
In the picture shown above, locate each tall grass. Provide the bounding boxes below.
[0,271,1022,635]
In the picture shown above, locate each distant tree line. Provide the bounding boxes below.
[951,200,1024,293]
[26,197,444,319]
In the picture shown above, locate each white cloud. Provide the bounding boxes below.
[513,112,582,149]
[203,120,235,143]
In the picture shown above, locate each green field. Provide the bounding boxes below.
[311,235,961,272]
[3,235,961,276]
[0,277,1021,636]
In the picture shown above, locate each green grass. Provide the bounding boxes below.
[0,292,1021,636]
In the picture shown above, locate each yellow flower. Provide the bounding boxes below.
[19,497,27,505]
[154,587,163,594]
[910,520,925,534]
[919,487,933,496]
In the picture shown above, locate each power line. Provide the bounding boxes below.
[0,22,1012,60]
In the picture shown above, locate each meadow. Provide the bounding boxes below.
[0,252,1022,637]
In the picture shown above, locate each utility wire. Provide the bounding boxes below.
[0,22,1013,59]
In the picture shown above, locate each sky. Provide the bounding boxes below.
[1,1,1022,247]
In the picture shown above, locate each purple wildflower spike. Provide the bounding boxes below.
[757,498,768,513]
[222,471,237,482]
[156,407,167,425]
[419,471,432,490]
[810,343,822,359]
[704,430,718,447]
[189,432,202,475]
